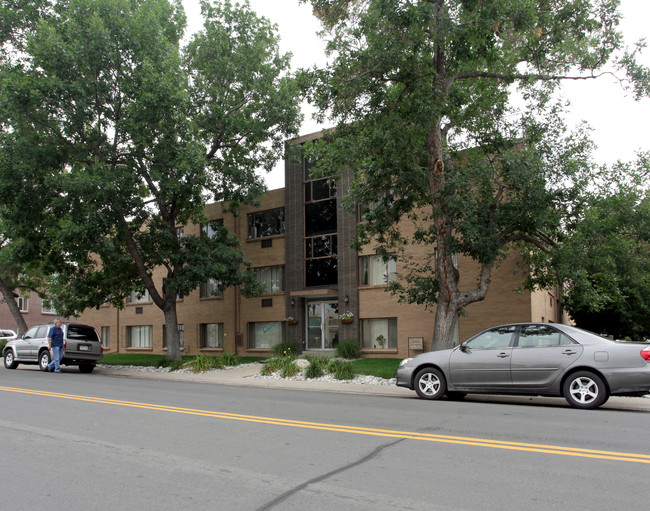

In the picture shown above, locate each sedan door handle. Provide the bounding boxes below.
[497,352,510,358]
[562,350,577,355]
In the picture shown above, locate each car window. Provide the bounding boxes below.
[37,326,49,338]
[517,325,576,347]
[67,325,100,342]
[466,326,516,349]
[24,327,39,339]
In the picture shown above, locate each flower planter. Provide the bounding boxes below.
[340,318,353,325]
[287,320,299,325]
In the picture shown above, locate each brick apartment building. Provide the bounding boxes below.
[0,291,64,334]
[70,131,564,358]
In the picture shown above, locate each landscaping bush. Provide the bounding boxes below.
[261,356,299,378]
[328,358,356,380]
[220,351,239,367]
[192,354,224,373]
[304,356,329,379]
[335,340,361,359]
[0,339,7,353]
[271,341,299,358]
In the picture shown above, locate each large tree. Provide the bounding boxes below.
[528,158,650,340]
[0,0,302,359]
[302,0,650,348]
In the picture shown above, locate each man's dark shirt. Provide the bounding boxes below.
[48,325,64,347]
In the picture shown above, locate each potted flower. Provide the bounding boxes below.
[286,316,299,325]
[375,334,386,349]
[340,311,354,324]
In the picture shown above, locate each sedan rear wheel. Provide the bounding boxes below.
[563,371,608,409]
[414,368,447,400]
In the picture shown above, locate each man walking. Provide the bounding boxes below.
[47,319,64,373]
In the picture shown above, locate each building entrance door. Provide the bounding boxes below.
[306,301,339,350]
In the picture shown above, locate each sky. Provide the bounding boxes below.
[182,0,650,190]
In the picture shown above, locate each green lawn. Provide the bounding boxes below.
[350,358,401,379]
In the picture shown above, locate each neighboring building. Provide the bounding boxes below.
[77,131,565,358]
[0,291,63,333]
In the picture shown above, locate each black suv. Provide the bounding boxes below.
[3,323,103,373]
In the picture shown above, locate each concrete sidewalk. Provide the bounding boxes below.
[94,363,650,411]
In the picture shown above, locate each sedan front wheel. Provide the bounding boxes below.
[563,371,608,409]
[414,368,447,400]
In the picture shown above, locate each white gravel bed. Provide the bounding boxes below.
[98,362,396,385]
[249,372,396,386]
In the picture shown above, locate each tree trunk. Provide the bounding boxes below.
[0,277,28,334]
[163,299,181,361]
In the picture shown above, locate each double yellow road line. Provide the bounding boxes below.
[2,385,649,464]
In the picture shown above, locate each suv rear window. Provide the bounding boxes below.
[67,325,100,342]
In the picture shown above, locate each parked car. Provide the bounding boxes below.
[0,329,17,341]
[3,323,103,373]
[395,323,650,409]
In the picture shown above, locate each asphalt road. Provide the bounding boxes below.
[2,367,649,510]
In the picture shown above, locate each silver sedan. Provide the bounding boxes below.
[395,323,650,409]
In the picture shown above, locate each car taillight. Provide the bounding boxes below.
[641,347,650,361]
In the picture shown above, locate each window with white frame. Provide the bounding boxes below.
[17,296,29,312]
[127,289,151,303]
[248,322,284,349]
[360,255,397,286]
[200,323,223,349]
[254,266,284,293]
[126,325,152,348]
[361,318,398,349]
[101,326,110,348]
[200,278,224,298]
[41,299,56,314]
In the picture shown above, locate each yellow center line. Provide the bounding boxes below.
[2,385,649,464]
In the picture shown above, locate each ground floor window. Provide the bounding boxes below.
[361,318,397,349]
[162,324,184,349]
[101,326,110,349]
[200,323,223,349]
[248,322,284,349]
[127,325,152,348]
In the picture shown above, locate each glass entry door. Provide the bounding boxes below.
[306,301,339,350]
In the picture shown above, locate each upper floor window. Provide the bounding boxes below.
[41,299,57,314]
[248,208,285,239]
[254,266,284,294]
[17,296,29,312]
[360,255,397,286]
[305,177,336,202]
[202,219,224,239]
[127,289,151,303]
[200,279,224,298]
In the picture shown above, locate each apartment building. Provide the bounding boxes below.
[77,131,564,358]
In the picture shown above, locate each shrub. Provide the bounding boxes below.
[335,340,361,359]
[261,356,299,378]
[271,341,299,357]
[0,339,7,352]
[192,354,224,373]
[168,359,186,371]
[220,351,239,367]
[328,358,356,380]
[304,356,329,379]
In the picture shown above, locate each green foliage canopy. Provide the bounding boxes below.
[0,0,302,359]
[301,0,649,348]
